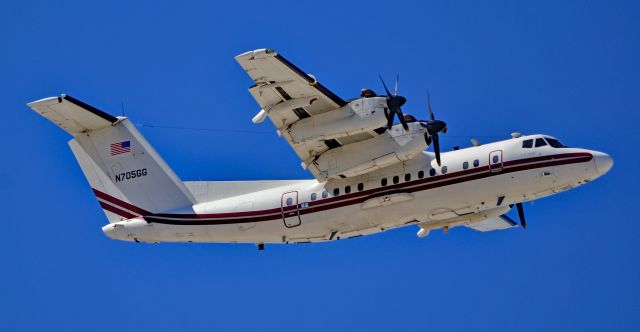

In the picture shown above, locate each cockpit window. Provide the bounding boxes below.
[545,138,567,148]
[522,139,533,148]
[535,138,547,147]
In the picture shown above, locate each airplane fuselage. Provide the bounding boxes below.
[102,134,612,244]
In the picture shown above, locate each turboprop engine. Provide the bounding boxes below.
[285,96,388,143]
[312,121,430,179]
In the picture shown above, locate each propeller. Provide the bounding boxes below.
[419,91,447,166]
[516,202,526,229]
[509,202,527,229]
[379,74,409,130]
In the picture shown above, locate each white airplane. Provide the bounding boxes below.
[28,49,612,249]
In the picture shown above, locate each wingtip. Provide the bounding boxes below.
[235,48,278,61]
[26,95,63,108]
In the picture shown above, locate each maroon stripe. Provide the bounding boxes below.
[93,189,150,215]
[99,201,137,219]
[143,152,593,225]
[153,207,283,219]
[95,152,593,225]
[151,152,592,220]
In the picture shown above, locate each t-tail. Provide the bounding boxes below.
[27,94,195,223]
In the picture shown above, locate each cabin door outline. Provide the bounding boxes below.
[281,191,302,228]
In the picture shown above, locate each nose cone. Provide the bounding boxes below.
[593,151,613,175]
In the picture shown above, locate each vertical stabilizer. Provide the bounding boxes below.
[28,95,195,223]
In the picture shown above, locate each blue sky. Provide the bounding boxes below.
[2,0,639,330]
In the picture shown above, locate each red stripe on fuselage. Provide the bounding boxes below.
[96,152,593,225]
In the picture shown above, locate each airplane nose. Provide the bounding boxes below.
[592,151,613,175]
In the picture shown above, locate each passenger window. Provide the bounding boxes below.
[418,170,424,179]
[357,183,364,191]
[522,139,533,148]
[322,191,328,199]
[535,138,547,147]
[463,161,469,170]
[430,168,436,176]
[473,159,479,167]
[333,188,339,196]
[393,176,400,184]
[441,166,448,174]
[381,178,387,186]
[492,155,499,163]
[286,197,293,206]
[311,193,317,201]
[405,173,411,182]
[345,186,351,194]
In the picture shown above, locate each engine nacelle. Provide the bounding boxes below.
[102,218,156,243]
[286,97,387,143]
[313,122,429,179]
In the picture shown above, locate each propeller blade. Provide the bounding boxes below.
[516,202,526,229]
[424,133,432,145]
[427,90,435,120]
[386,109,395,129]
[433,133,441,166]
[398,109,409,130]
[379,74,392,97]
[394,74,399,96]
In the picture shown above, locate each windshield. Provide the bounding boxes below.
[545,138,568,148]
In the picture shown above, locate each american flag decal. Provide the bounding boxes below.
[110,141,131,156]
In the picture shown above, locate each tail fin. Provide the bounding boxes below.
[28,95,195,223]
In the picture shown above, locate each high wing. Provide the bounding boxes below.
[235,49,380,181]
[235,49,347,121]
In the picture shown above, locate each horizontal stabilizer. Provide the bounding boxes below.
[466,215,518,232]
[27,94,118,136]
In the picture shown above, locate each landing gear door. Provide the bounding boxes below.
[489,150,503,172]
[281,191,302,228]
